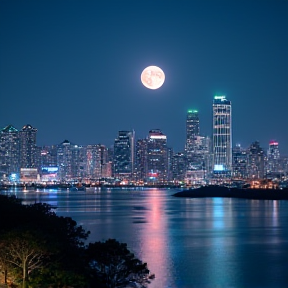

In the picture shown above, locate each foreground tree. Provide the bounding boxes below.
[0,229,50,288]
[87,239,154,288]
[0,195,153,287]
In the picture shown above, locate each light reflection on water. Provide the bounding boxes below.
[2,188,288,287]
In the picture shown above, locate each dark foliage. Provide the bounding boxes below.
[0,195,153,288]
[87,239,154,288]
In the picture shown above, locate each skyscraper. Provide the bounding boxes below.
[267,140,280,174]
[247,141,265,179]
[172,152,187,182]
[0,125,20,177]
[232,144,248,179]
[146,129,168,183]
[19,124,38,169]
[135,139,147,182]
[86,144,109,179]
[57,140,84,181]
[185,110,200,161]
[212,95,232,175]
[113,130,135,180]
[86,144,102,179]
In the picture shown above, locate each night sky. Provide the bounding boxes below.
[0,1,287,154]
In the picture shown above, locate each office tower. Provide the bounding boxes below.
[212,95,232,175]
[40,145,58,167]
[247,141,265,179]
[167,147,174,182]
[0,125,20,177]
[185,110,200,161]
[185,135,211,183]
[57,140,84,181]
[232,144,248,179]
[19,124,38,169]
[146,129,168,183]
[267,140,280,174]
[135,139,147,182]
[172,152,187,182]
[113,130,135,180]
[86,145,102,179]
[86,144,109,179]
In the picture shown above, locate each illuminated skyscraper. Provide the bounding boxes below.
[247,141,264,179]
[19,124,38,169]
[267,140,280,174]
[172,152,187,182]
[86,144,109,179]
[0,125,20,177]
[113,130,135,179]
[185,110,200,161]
[135,139,147,182]
[212,95,232,175]
[86,144,102,179]
[146,129,168,183]
[57,140,84,180]
[232,144,248,179]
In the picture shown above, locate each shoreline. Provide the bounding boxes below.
[173,186,288,200]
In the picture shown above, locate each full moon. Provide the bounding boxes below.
[141,66,165,90]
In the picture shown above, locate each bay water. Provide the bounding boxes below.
[2,187,288,288]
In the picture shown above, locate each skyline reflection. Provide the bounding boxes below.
[1,188,288,287]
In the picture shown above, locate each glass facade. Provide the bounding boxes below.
[146,129,168,183]
[113,130,135,179]
[185,110,200,161]
[212,96,232,174]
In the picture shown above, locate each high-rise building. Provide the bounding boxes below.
[185,135,211,183]
[135,139,147,182]
[247,141,265,179]
[267,140,280,174]
[0,125,20,177]
[212,95,232,175]
[40,145,58,167]
[172,152,187,182]
[185,110,200,161]
[57,140,84,181]
[232,144,248,179]
[146,129,168,183]
[86,145,102,179]
[19,124,38,169]
[86,144,109,179]
[113,130,135,180]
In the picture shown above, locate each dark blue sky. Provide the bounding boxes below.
[0,0,287,154]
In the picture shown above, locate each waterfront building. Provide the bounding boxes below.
[86,144,109,180]
[20,168,39,183]
[212,95,232,176]
[86,144,102,179]
[0,125,20,178]
[232,144,248,179]
[19,124,38,169]
[57,140,84,181]
[40,145,58,167]
[172,152,187,182]
[185,109,200,163]
[113,130,135,180]
[146,129,168,183]
[135,139,147,182]
[247,141,265,179]
[185,135,211,183]
[167,147,174,182]
[267,140,280,174]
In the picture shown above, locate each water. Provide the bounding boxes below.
[2,187,288,288]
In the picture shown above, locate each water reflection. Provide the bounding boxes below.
[139,190,173,287]
[2,188,288,287]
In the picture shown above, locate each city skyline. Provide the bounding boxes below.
[0,1,287,154]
